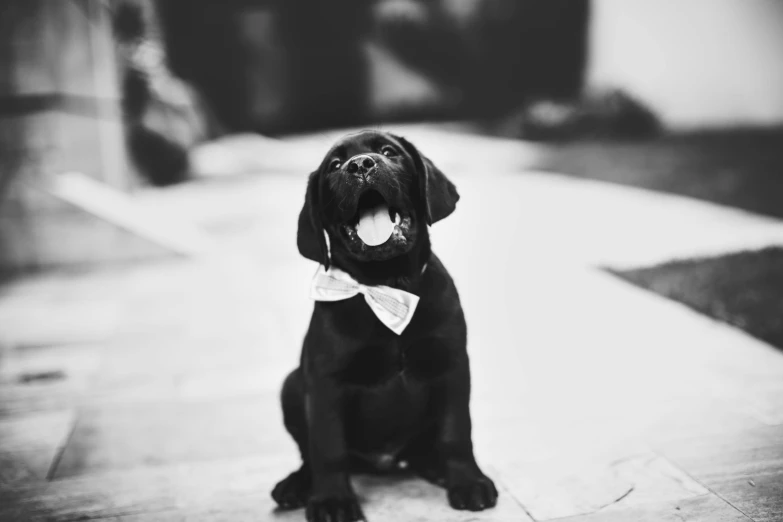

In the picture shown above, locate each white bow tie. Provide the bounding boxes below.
[309,265,420,335]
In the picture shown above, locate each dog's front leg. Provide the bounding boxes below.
[435,365,498,512]
[305,376,364,522]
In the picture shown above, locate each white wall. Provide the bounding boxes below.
[587,0,783,129]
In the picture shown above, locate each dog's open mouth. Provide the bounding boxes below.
[343,190,404,247]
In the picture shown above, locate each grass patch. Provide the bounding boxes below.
[463,122,783,219]
[534,128,783,219]
[611,247,783,350]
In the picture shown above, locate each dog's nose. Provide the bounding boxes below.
[346,155,376,178]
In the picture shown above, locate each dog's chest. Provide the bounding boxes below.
[339,336,456,388]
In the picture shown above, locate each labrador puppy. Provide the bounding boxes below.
[271,130,497,522]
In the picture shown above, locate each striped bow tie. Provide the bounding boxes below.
[309,265,420,335]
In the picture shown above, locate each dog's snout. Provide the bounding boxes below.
[346,155,376,177]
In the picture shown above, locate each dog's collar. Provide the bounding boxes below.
[323,229,428,275]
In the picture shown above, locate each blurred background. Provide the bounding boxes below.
[2,1,783,521]
[2,0,783,266]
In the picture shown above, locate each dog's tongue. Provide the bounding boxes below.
[357,204,394,246]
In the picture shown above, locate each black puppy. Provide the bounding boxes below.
[272,130,497,522]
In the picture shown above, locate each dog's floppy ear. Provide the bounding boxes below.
[297,170,329,268]
[394,135,459,225]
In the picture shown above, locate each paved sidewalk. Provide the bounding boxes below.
[1,127,782,521]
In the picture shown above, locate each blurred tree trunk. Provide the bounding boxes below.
[467,0,590,114]
[277,0,371,131]
[158,0,370,134]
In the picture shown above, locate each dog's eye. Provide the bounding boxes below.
[329,159,342,171]
[381,146,397,157]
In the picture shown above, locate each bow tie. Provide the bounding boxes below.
[309,265,420,335]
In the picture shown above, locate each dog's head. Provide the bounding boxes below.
[297,130,459,268]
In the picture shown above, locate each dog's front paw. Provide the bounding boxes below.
[306,496,365,522]
[272,466,311,509]
[447,475,499,511]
